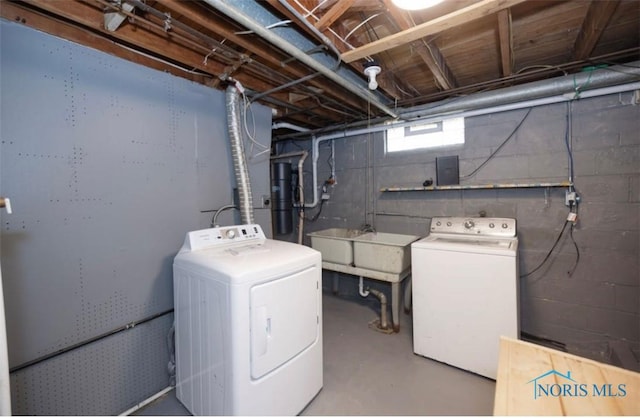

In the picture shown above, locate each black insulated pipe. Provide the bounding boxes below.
[272,162,293,235]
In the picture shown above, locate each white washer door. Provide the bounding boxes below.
[250,266,319,379]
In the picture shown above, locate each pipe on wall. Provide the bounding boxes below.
[226,85,254,224]
[399,61,640,120]
[0,197,10,416]
[0,268,11,416]
[301,79,640,208]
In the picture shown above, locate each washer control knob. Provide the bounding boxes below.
[446,222,452,227]
[436,221,441,226]
[226,229,236,239]
[464,220,475,229]
[489,223,495,228]
[502,223,508,229]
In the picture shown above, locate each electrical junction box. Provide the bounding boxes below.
[436,156,459,186]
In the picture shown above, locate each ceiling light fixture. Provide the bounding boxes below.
[391,0,444,11]
[363,61,382,90]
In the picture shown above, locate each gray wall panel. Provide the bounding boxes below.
[10,314,173,415]
[0,20,271,414]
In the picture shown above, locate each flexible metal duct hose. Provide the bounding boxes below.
[226,85,254,225]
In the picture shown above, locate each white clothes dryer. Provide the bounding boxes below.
[173,224,322,415]
[411,217,519,379]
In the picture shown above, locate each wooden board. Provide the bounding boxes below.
[494,337,640,415]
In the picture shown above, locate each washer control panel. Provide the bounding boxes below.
[430,217,516,237]
[183,224,266,251]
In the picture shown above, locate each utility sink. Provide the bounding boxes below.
[308,228,420,273]
[307,228,365,265]
[352,232,421,273]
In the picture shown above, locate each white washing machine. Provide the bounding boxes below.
[411,217,519,379]
[173,224,323,415]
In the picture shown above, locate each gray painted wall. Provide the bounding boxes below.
[0,21,271,414]
[281,92,639,364]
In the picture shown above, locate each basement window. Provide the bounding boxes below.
[386,117,465,152]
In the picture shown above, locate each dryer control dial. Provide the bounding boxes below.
[225,229,237,239]
[464,219,475,229]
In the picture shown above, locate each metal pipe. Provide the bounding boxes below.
[0,266,10,416]
[358,276,370,297]
[359,276,388,330]
[226,85,254,224]
[211,204,238,227]
[202,0,398,119]
[251,72,322,102]
[271,122,310,132]
[119,386,173,416]
[0,197,10,416]
[276,0,342,60]
[296,153,308,244]
[367,288,389,331]
[399,61,640,120]
[299,81,640,208]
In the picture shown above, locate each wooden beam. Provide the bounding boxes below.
[497,9,513,76]
[265,0,348,49]
[573,0,620,60]
[384,0,456,90]
[156,0,371,111]
[0,1,211,86]
[342,0,529,63]
[16,0,281,92]
[314,0,356,32]
[416,41,457,90]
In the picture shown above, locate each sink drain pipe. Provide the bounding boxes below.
[359,276,388,330]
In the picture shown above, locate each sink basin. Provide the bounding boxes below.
[307,228,365,265]
[352,232,421,273]
[308,228,421,273]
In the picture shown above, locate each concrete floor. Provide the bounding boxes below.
[135,291,495,416]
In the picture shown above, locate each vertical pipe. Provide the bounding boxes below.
[296,152,308,244]
[272,162,292,235]
[226,85,254,224]
[0,267,10,416]
[0,198,11,415]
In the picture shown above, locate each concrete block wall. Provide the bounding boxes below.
[280,91,639,365]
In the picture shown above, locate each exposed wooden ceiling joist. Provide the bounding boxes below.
[2,0,637,132]
[341,0,529,63]
[314,0,356,32]
[572,0,620,61]
[139,0,372,121]
[497,9,513,76]
[383,0,457,90]
[0,1,211,85]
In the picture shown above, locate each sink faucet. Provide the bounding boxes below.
[360,223,375,233]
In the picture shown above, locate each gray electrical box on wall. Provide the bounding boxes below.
[436,156,460,186]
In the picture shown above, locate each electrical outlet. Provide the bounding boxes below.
[565,190,578,207]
